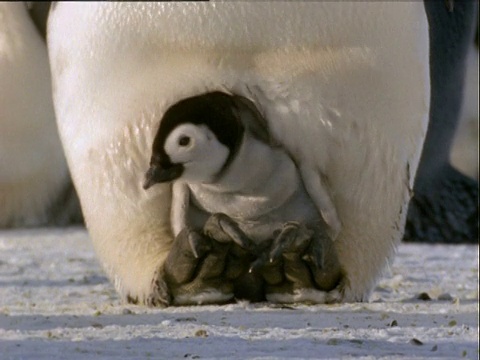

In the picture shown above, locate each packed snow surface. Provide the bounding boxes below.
[0,228,478,359]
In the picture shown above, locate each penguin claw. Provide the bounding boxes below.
[163,228,207,286]
[268,222,314,263]
[187,230,210,259]
[204,213,252,250]
[304,237,324,270]
[147,267,171,307]
[249,253,269,274]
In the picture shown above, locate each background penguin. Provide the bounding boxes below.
[0,2,81,227]
[404,1,479,243]
[143,91,342,305]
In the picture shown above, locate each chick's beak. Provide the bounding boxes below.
[143,163,183,190]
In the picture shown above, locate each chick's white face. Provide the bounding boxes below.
[164,123,230,183]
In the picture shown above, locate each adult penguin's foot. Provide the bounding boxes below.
[404,164,478,243]
[146,222,259,307]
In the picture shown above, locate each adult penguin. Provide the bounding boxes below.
[47,2,430,305]
[0,2,81,227]
[404,0,479,243]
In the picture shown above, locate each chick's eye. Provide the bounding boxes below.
[178,135,191,147]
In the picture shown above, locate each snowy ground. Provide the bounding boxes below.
[0,228,478,360]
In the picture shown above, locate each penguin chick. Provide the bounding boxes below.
[144,91,341,287]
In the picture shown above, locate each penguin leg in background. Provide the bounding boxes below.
[0,2,82,228]
[405,0,478,243]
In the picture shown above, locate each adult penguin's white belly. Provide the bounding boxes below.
[0,3,72,227]
[48,2,430,303]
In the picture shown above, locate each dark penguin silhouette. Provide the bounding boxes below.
[404,1,479,243]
